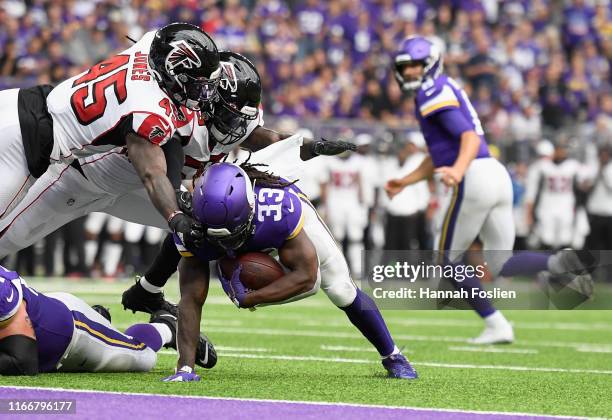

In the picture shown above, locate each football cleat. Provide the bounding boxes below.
[122,276,178,316]
[468,322,514,345]
[551,249,597,276]
[92,305,111,323]
[381,353,418,379]
[149,310,217,369]
[196,334,218,369]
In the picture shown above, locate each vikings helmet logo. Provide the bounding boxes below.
[165,40,202,73]
[219,62,238,93]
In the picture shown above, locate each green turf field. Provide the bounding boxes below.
[1,278,611,418]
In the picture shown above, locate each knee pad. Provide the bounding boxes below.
[323,280,357,308]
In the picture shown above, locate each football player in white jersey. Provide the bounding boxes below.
[526,142,585,249]
[0,23,222,251]
[321,150,368,277]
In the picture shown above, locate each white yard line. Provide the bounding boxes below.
[217,352,612,375]
[448,346,539,354]
[0,385,586,419]
[202,326,612,353]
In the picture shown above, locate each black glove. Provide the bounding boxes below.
[175,189,193,216]
[310,138,357,156]
[168,212,204,249]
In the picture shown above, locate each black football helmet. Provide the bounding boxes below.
[149,22,221,111]
[208,51,262,145]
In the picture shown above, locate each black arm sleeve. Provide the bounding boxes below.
[161,136,185,190]
[0,335,39,376]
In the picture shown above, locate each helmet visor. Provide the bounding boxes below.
[206,218,253,251]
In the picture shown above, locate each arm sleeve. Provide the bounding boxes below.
[0,335,39,376]
[430,108,474,139]
[161,136,184,189]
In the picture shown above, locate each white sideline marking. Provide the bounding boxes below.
[219,352,612,375]
[575,345,612,354]
[448,346,539,355]
[203,326,612,353]
[0,386,585,419]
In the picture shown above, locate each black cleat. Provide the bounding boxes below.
[122,276,178,316]
[149,310,217,369]
[196,334,217,369]
[92,305,112,323]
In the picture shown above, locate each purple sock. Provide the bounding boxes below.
[500,251,551,277]
[125,323,163,352]
[450,271,496,318]
[341,289,395,357]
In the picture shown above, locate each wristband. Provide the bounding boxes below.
[167,210,184,226]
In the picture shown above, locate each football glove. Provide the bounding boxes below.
[311,138,357,156]
[175,189,193,216]
[162,366,200,382]
[168,211,204,249]
[216,262,247,308]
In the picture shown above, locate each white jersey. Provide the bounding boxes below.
[325,155,364,206]
[47,31,192,162]
[526,159,581,219]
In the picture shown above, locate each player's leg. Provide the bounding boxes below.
[0,89,33,220]
[84,213,108,270]
[101,217,124,278]
[0,165,95,258]
[48,292,163,372]
[346,206,367,278]
[301,197,417,379]
[437,159,514,343]
[123,221,146,274]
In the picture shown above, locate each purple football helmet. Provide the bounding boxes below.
[394,36,443,92]
[192,163,255,251]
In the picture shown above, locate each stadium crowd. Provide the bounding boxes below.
[0,0,610,278]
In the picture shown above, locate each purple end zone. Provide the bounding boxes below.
[0,387,575,420]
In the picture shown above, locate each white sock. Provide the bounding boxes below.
[103,242,122,276]
[150,322,173,346]
[140,276,163,294]
[484,310,508,328]
[382,345,401,359]
[547,253,564,275]
[85,240,98,267]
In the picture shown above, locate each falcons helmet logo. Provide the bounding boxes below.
[165,40,202,73]
[219,62,238,93]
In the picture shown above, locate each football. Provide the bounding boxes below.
[219,252,285,290]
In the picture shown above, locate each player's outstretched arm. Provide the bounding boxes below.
[240,230,319,308]
[385,155,434,199]
[126,133,178,220]
[175,257,210,371]
[243,127,356,161]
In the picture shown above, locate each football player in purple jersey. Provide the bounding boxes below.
[385,36,594,344]
[0,265,215,376]
[164,162,417,382]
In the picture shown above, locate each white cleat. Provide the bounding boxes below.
[468,323,514,345]
[468,311,514,345]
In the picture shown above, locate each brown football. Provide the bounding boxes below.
[219,252,285,290]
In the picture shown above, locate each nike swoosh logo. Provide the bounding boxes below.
[424,88,436,96]
[287,198,295,213]
[5,288,14,303]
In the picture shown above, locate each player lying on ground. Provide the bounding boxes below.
[0,265,216,376]
[121,51,355,316]
[0,23,218,254]
[385,36,594,344]
[165,162,417,382]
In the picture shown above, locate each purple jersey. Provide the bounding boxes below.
[176,183,304,261]
[0,266,73,372]
[415,75,490,167]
